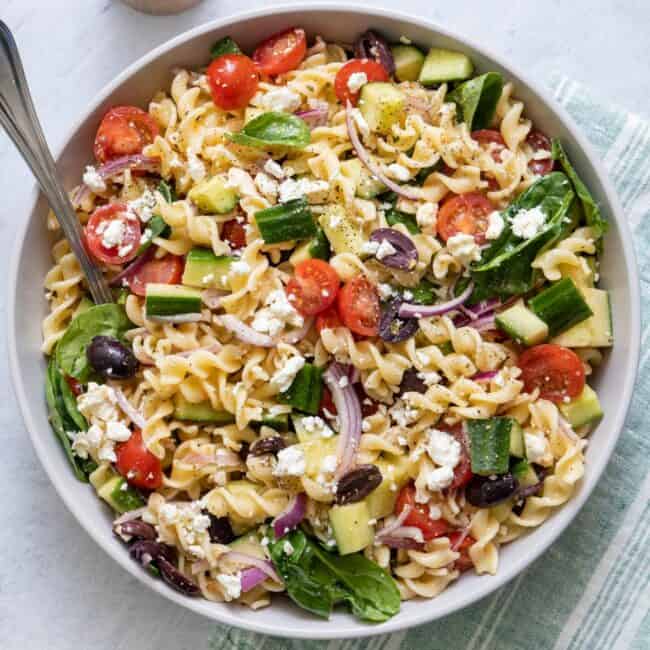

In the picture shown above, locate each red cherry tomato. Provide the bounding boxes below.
[527,130,554,176]
[93,106,159,164]
[84,204,141,265]
[334,59,390,106]
[207,54,259,110]
[472,129,507,162]
[319,385,337,419]
[115,429,163,490]
[448,532,476,571]
[286,259,340,316]
[252,27,307,77]
[437,192,494,245]
[395,484,451,541]
[127,255,185,297]
[221,219,247,249]
[518,343,585,403]
[316,306,342,333]
[337,276,380,337]
[65,376,82,397]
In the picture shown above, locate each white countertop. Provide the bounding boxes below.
[1,1,648,648]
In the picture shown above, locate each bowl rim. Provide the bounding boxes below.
[7,2,641,640]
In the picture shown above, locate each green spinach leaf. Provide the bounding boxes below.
[137,215,171,255]
[447,72,503,131]
[228,112,311,150]
[269,529,400,622]
[58,370,87,431]
[385,208,419,234]
[157,179,176,204]
[471,171,575,301]
[552,139,608,238]
[210,36,242,59]
[56,304,132,382]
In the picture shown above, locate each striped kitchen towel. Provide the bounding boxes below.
[209,76,650,650]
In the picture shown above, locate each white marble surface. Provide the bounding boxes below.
[1,1,648,648]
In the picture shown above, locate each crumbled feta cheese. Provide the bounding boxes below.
[283,540,295,555]
[511,206,546,240]
[105,421,132,442]
[187,153,206,183]
[390,399,419,427]
[254,172,279,199]
[486,211,505,240]
[375,239,397,260]
[416,202,437,230]
[425,465,455,491]
[378,283,396,300]
[217,573,242,601]
[361,240,379,256]
[417,371,441,386]
[252,289,304,337]
[300,415,334,438]
[263,158,285,179]
[192,513,211,533]
[77,382,120,423]
[127,189,157,223]
[83,165,106,193]
[278,177,330,204]
[259,87,302,113]
[425,429,461,469]
[118,244,134,258]
[229,259,250,275]
[159,503,179,524]
[447,233,482,266]
[273,445,306,477]
[338,375,349,388]
[101,219,126,249]
[428,504,442,519]
[524,432,547,464]
[271,356,306,392]
[321,455,337,474]
[386,163,411,182]
[346,71,368,93]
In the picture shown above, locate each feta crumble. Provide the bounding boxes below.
[378,283,396,300]
[375,239,397,260]
[511,206,546,240]
[425,429,461,469]
[101,219,126,249]
[259,87,302,113]
[321,455,337,474]
[416,202,437,230]
[127,188,157,223]
[386,163,411,182]
[272,356,306,392]
[254,172,279,199]
[346,71,368,93]
[217,573,242,601]
[283,540,295,555]
[425,465,455,491]
[485,211,505,240]
[300,415,334,438]
[524,432,547,464]
[252,289,304,337]
[263,158,285,180]
[229,259,250,275]
[447,233,482,266]
[278,177,330,204]
[83,165,106,193]
[273,445,306,477]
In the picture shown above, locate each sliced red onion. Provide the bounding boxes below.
[222,552,281,583]
[323,362,362,478]
[273,493,307,538]
[109,246,155,288]
[147,313,204,324]
[472,370,498,382]
[369,228,418,270]
[295,108,329,128]
[377,525,424,544]
[353,30,395,76]
[70,184,91,209]
[468,312,496,332]
[345,101,420,200]
[113,506,148,525]
[450,525,472,552]
[98,154,161,181]
[379,298,418,343]
[459,304,479,321]
[113,386,147,429]
[376,505,412,538]
[398,281,474,319]
[464,298,502,318]
[348,366,360,385]
[219,314,275,347]
[240,566,270,592]
[201,289,228,309]
[281,317,314,345]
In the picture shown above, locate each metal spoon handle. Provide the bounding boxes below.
[0,21,113,304]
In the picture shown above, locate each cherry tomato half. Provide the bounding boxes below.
[286,259,340,316]
[395,484,450,541]
[207,54,259,110]
[527,130,554,176]
[437,191,494,245]
[517,343,585,403]
[334,59,389,106]
[93,106,159,164]
[252,27,307,77]
[128,255,185,297]
[448,531,476,572]
[65,375,83,397]
[472,129,506,163]
[221,218,247,249]
[337,275,380,337]
[115,429,163,490]
[316,306,342,333]
[319,385,337,419]
[84,204,141,265]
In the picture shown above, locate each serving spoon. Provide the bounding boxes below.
[0,21,113,304]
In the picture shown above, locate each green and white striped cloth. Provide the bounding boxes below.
[209,76,650,650]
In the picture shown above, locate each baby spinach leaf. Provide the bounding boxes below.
[385,208,419,234]
[210,36,242,59]
[269,529,400,622]
[471,172,575,301]
[58,370,87,431]
[56,304,132,382]
[228,112,311,150]
[552,139,608,239]
[447,72,503,131]
[156,179,176,204]
[137,215,170,255]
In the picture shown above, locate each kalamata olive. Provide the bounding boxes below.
[249,436,286,457]
[370,228,418,270]
[157,556,201,596]
[353,30,395,76]
[129,539,176,568]
[87,335,139,379]
[336,464,383,505]
[465,473,519,507]
[237,441,250,462]
[115,519,156,542]
[204,511,235,544]
[379,298,419,343]
[398,368,427,395]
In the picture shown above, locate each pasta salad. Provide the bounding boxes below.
[42,26,612,622]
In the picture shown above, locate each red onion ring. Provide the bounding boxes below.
[113,506,148,525]
[219,314,276,347]
[295,108,329,128]
[398,281,474,319]
[345,101,421,200]
[109,246,155,288]
[273,492,307,538]
[222,552,281,584]
[472,370,498,382]
[240,566,270,592]
[113,386,147,429]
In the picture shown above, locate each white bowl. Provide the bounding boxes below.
[8,4,640,640]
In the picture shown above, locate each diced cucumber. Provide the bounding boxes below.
[254,198,317,244]
[145,283,202,318]
[182,248,233,289]
[511,459,539,488]
[529,278,593,337]
[358,82,406,135]
[340,159,386,199]
[509,420,525,458]
[173,396,235,424]
[188,175,238,214]
[467,417,514,475]
[364,457,410,519]
[258,412,290,432]
[329,501,375,555]
[228,534,266,560]
[551,288,613,347]
[495,300,549,346]
[418,48,474,85]
[559,384,603,428]
[309,226,331,260]
[391,44,425,82]
[97,475,144,514]
[319,205,365,256]
[300,438,339,477]
[280,364,323,415]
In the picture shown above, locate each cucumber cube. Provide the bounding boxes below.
[495,300,549,346]
[359,82,406,135]
[419,48,474,85]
